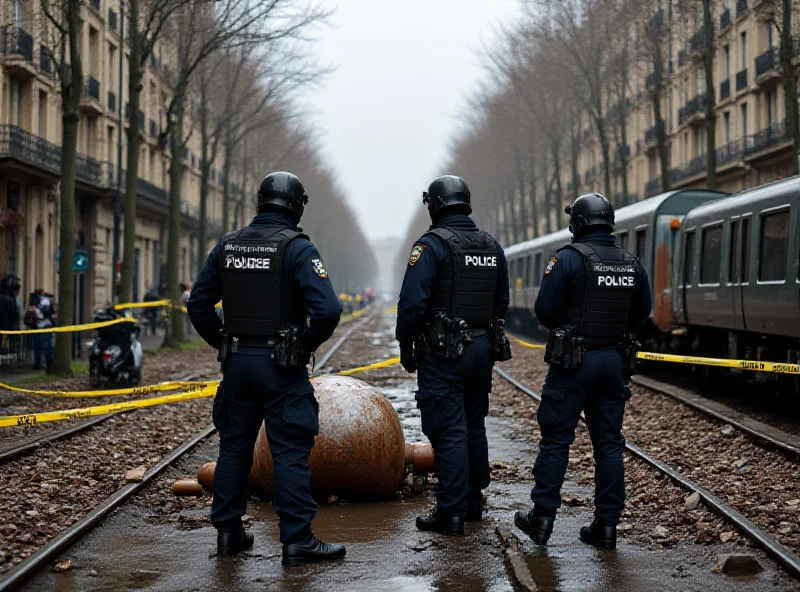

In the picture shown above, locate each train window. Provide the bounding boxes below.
[758,210,789,282]
[728,220,739,283]
[533,253,542,287]
[741,217,750,283]
[617,231,628,250]
[636,229,647,266]
[700,225,722,284]
[524,255,532,288]
[683,231,695,286]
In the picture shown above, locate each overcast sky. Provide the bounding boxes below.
[303,0,522,241]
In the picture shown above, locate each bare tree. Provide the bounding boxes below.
[158,0,329,347]
[701,0,718,189]
[118,0,188,303]
[40,0,83,375]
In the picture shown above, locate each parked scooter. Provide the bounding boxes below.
[88,306,143,387]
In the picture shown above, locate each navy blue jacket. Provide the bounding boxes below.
[187,212,343,353]
[396,213,510,345]
[534,231,652,331]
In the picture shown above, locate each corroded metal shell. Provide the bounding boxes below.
[249,375,411,499]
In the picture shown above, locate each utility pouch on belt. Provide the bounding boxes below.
[544,325,585,369]
[217,333,228,364]
[488,318,513,362]
[426,312,470,360]
[618,332,640,379]
[275,325,306,369]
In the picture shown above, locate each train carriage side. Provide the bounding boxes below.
[505,189,726,339]
[673,176,800,364]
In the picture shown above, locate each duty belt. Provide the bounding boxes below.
[466,328,487,338]
[231,336,278,348]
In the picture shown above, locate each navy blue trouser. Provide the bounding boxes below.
[531,350,630,525]
[211,346,319,545]
[416,336,493,515]
[33,333,52,369]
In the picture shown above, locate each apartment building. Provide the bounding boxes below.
[569,0,797,206]
[0,0,250,323]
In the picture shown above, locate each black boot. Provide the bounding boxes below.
[416,509,465,535]
[465,491,484,522]
[514,510,554,545]
[217,527,254,556]
[282,535,346,567]
[579,520,616,550]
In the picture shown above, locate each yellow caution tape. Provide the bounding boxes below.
[0,385,218,428]
[0,380,213,398]
[512,336,798,374]
[636,351,800,375]
[335,357,401,376]
[0,317,138,336]
[513,338,545,350]
[114,299,171,311]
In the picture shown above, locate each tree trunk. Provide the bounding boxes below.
[119,0,141,304]
[164,102,186,347]
[514,149,529,241]
[504,185,518,246]
[703,0,717,189]
[527,132,539,238]
[653,90,670,193]
[52,0,82,375]
[222,139,232,236]
[551,144,564,225]
[540,155,552,235]
[570,120,580,196]
[197,84,209,276]
[617,107,629,205]
[782,0,800,175]
[596,115,612,201]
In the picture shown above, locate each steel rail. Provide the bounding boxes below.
[0,423,217,591]
[0,371,207,465]
[631,374,800,457]
[493,366,800,580]
[314,308,380,372]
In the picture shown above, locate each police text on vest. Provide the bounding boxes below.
[598,275,634,287]
[464,255,497,267]
[225,255,272,270]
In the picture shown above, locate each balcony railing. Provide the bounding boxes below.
[0,26,34,63]
[149,119,157,138]
[109,9,118,31]
[720,79,731,100]
[755,47,779,78]
[736,68,748,91]
[75,153,103,185]
[85,76,100,101]
[645,127,656,144]
[716,138,745,167]
[745,119,791,156]
[108,90,116,112]
[678,93,709,125]
[645,178,662,197]
[646,72,657,88]
[736,0,747,17]
[720,8,732,30]
[39,45,51,73]
[689,29,706,54]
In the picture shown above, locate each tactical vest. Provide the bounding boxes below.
[219,225,308,337]
[561,242,638,348]
[426,228,499,326]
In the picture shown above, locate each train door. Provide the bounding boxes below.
[728,216,747,332]
[743,205,792,338]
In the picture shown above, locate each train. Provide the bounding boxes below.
[504,177,800,388]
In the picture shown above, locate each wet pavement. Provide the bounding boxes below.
[26,313,800,591]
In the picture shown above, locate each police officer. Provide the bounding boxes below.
[396,175,510,535]
[514,193,652,550]
[188,171,346,566]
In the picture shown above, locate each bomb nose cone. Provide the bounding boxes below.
[196,376,434,500]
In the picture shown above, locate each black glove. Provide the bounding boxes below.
[400,341,417,373]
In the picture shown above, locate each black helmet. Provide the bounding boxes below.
[257,171,308,221]
[565,193,615,234]
[423,175,471,219]
[0,274,20,297]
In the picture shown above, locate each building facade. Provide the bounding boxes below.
[568,0,798,207]
[0,0,249,324]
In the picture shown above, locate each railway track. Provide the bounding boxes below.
[0,308,376,591]
[493,366,800,580]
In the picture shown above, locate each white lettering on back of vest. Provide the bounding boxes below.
[597,274,634,287]
[225,255,272,271]
[464,255,498,267]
